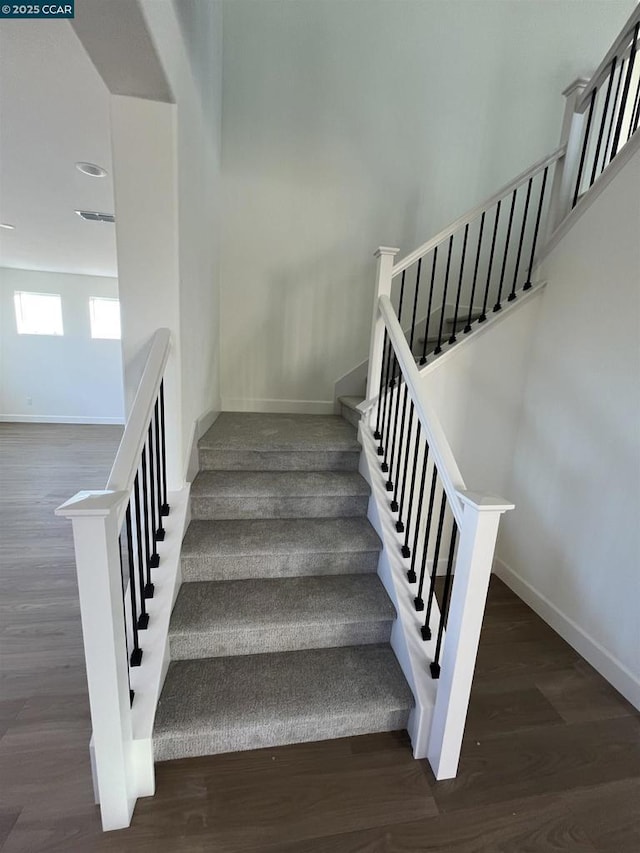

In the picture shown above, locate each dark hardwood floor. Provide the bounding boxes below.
[1,423,638,852]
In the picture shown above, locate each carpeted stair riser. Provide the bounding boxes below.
[154,645,412,762]
[192,492,368,519]
[199,448,360,472]
[181,517,381,581]
[168,575,394,659]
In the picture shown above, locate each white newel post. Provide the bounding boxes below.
[546,77,589,238]
[365,247,400,419]
[55,490,135,831]
[427,491,514,780]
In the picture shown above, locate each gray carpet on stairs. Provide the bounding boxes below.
[169,573,395,659]
[153,412,413,762]
[181,516,382,580]
[154,645,413,761]
[190,469,370,519]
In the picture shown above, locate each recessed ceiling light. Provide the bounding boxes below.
[0,223,15,230]
[76,162,108,178]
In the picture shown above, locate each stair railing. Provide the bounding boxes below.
[366,147,565,394]
[367,281,513,778]
[570,5,640,208]
[56,328,172,830]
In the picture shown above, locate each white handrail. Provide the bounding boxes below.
[107,328,171,518]
[577,5,640,112]
[392,145,566,278]
[378,294,465,526]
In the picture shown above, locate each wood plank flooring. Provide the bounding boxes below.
[1,423,638,852]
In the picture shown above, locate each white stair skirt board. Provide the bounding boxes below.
[115,486,189,799]
[221,398,335,415]
[358,424,439,761]
[415,281,547,378]
[494,557,640,711]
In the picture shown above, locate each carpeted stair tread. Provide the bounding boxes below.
[181,516,381,581]
[338,396,365,412]
[169,574,395,658]
[199,412,360,453]
[153,645,413,761]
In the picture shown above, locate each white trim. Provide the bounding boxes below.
[129,486,189,794]
[0,414,125,425]
[221,397,335,415]
[576,5,640,111]
[184,408,219,484]
[392,146,566,277]
[540,130,640,262]
[494,557,640,711]
[415,281,547,378]
[358,425,437,760]
[378,294,466,525]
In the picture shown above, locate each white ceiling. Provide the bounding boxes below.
[0,20,117,278]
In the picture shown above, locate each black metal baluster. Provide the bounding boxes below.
[573,89,596,207]
[631,68,640,136]
[377,333,393,452]
[435,236,454,354]
[140,447,154,599]
[118,533,135,703]
[604,59,626,171]
[429,521,458,678]
[421,491,448,642]
[408,259,422,351]
[524,167,549,289]
[414,467,439,611]
[449,224,469,343]
[493,189,517,312]
[154,399,166,541]
[611,23,639,158]
[407,440,429,582]
[401,418,422,558]
[591,59,617,187]
[419,248,438,365]
[159,380,169,517]
[508,178,533,302]
[394,399,414,531]
[147,423,160,568]
[125,503,143,665]
[133,473,151,625]
[374,330,390,441]
[480,201,501,321]
[464,212,485,332]
[381,353,397,475]
[380,270,406,472]
[386,377,405,493]
[396,401,415,531]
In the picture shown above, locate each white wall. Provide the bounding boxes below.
[0,266,124,423]
[220,0,635,411]
[141,0,223,470]
[499,146,640,706]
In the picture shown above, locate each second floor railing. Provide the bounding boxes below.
[572,6,640,205]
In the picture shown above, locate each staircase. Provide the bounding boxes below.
[153,412,413,762]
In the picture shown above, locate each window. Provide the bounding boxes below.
[89,297,121,340]
[14,291,64,336]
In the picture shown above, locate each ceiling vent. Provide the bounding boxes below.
[75,210,115,223]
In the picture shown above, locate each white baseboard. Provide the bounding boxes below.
[494,557,640,711]
[221,397,335,415]
[0,414,125,425]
